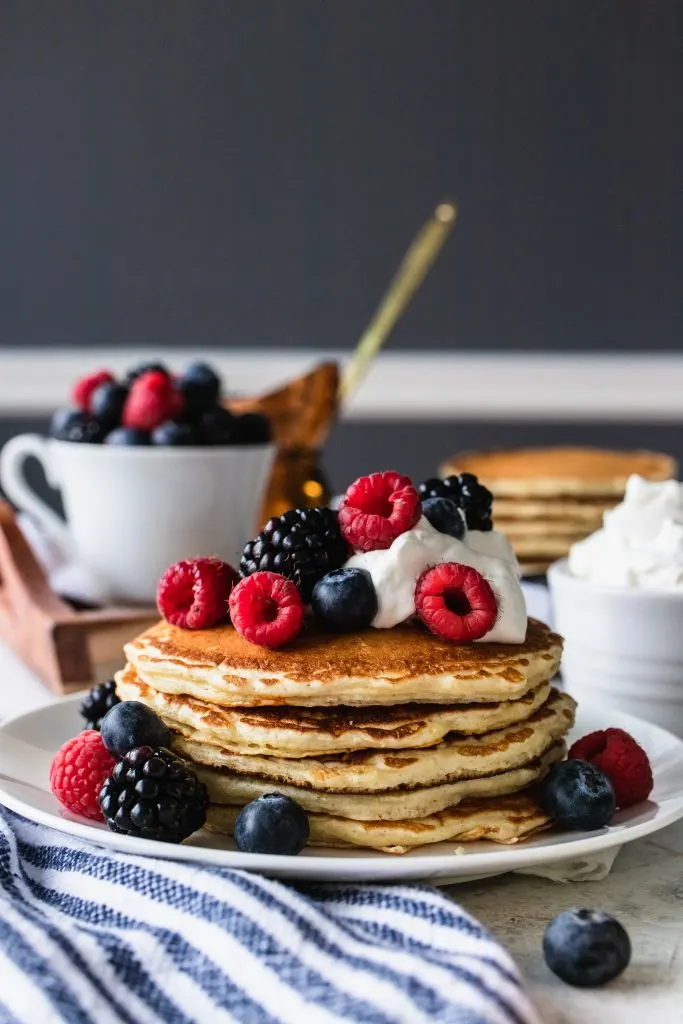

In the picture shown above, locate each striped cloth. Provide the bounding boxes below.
[0,808,540,1024]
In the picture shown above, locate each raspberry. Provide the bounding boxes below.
[122,371,185,431]
[415,562,498,642]
[229,571,304,648]
[49,730,117,821]
[568,729,653,808]
[338,471,420,552]
[157,557,237,629]
[71,370,115,413]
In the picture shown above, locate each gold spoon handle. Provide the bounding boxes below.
[339,201,457,405]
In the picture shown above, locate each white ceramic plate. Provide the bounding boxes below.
[1,696,683,884]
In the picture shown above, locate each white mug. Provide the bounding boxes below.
[0,436,275,604]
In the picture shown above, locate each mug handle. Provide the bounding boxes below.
[0,434,72,553]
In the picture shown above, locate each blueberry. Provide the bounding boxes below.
[234,793,309,855]
[199,406,236,445]
[421,497,465,539]
[50,409,104,443]
[179,363,221,415]
[232,412,272,445]
[124,362,168,386]
[542,759,615,830]
[100,701,171,757]
[543,908,631,987]
[151,419,201,446]
[90,381,128,430]
[311,567,378,632]
[104,427,151,446]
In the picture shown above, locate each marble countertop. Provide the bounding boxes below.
[2,640,682,1022]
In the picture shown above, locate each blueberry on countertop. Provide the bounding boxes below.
[104,427,152,446]
[543,908,631,987]
[100,701,171,758]
[311,567,378,632]
[179,362,221,415]
[90,381,128,431]
[151,419,201,446]
[421,497,466,540]
[542,759,616,831]
[234,793,309,855]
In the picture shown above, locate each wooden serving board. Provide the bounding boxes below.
[0,502,157,694]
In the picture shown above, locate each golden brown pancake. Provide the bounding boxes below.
[205,790,552,851]
[194,743,566,821]
[125,617,563,708]
[442,447,677,497]
[116,666,552,756]
[171,689,575,793]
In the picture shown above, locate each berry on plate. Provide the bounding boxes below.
[421,497,465,540]
[234,793,310,855]
[240,507,348,601]
[123,371,184,431]
[568,728,653,808]
[415,562,498,642]
[49,730,117,821]
[100,701,172,758]
[541,759,615,830]
[338,471,421,552]
[229,572,304,648]
[50,409,105,443]
[157,557,237,629]
[71,370,115,413]
[543,908,631,987]
[80,679,120,731]
[311,567,378,632]
[98,746,208,843]
[179,362,222,415]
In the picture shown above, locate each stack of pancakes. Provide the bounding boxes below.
[442,447,678,577]
[117,618,575,853]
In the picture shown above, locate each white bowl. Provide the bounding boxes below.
[548,559,683,736]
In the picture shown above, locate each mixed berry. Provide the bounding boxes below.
[50,360,272,447]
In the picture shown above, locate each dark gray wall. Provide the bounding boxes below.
[1,0,681,351]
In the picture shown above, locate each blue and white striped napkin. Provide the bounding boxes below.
[0,807,540,1024]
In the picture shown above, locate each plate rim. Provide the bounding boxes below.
[2,694,683,881]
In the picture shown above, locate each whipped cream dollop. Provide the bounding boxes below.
[568,474,683,591]
[345,517,527,642]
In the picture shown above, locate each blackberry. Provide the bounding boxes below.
[418,473,493,531]
[240,507,348,601]
[79,679,120,730]
[98,746,208,843]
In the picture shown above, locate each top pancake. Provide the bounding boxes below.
[125,617,562,708]
[442,447,677,498]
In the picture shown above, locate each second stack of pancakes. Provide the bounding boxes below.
[442,447,678,577]
[117,618,574,853]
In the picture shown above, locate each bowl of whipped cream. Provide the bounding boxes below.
[548,474,683,735]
